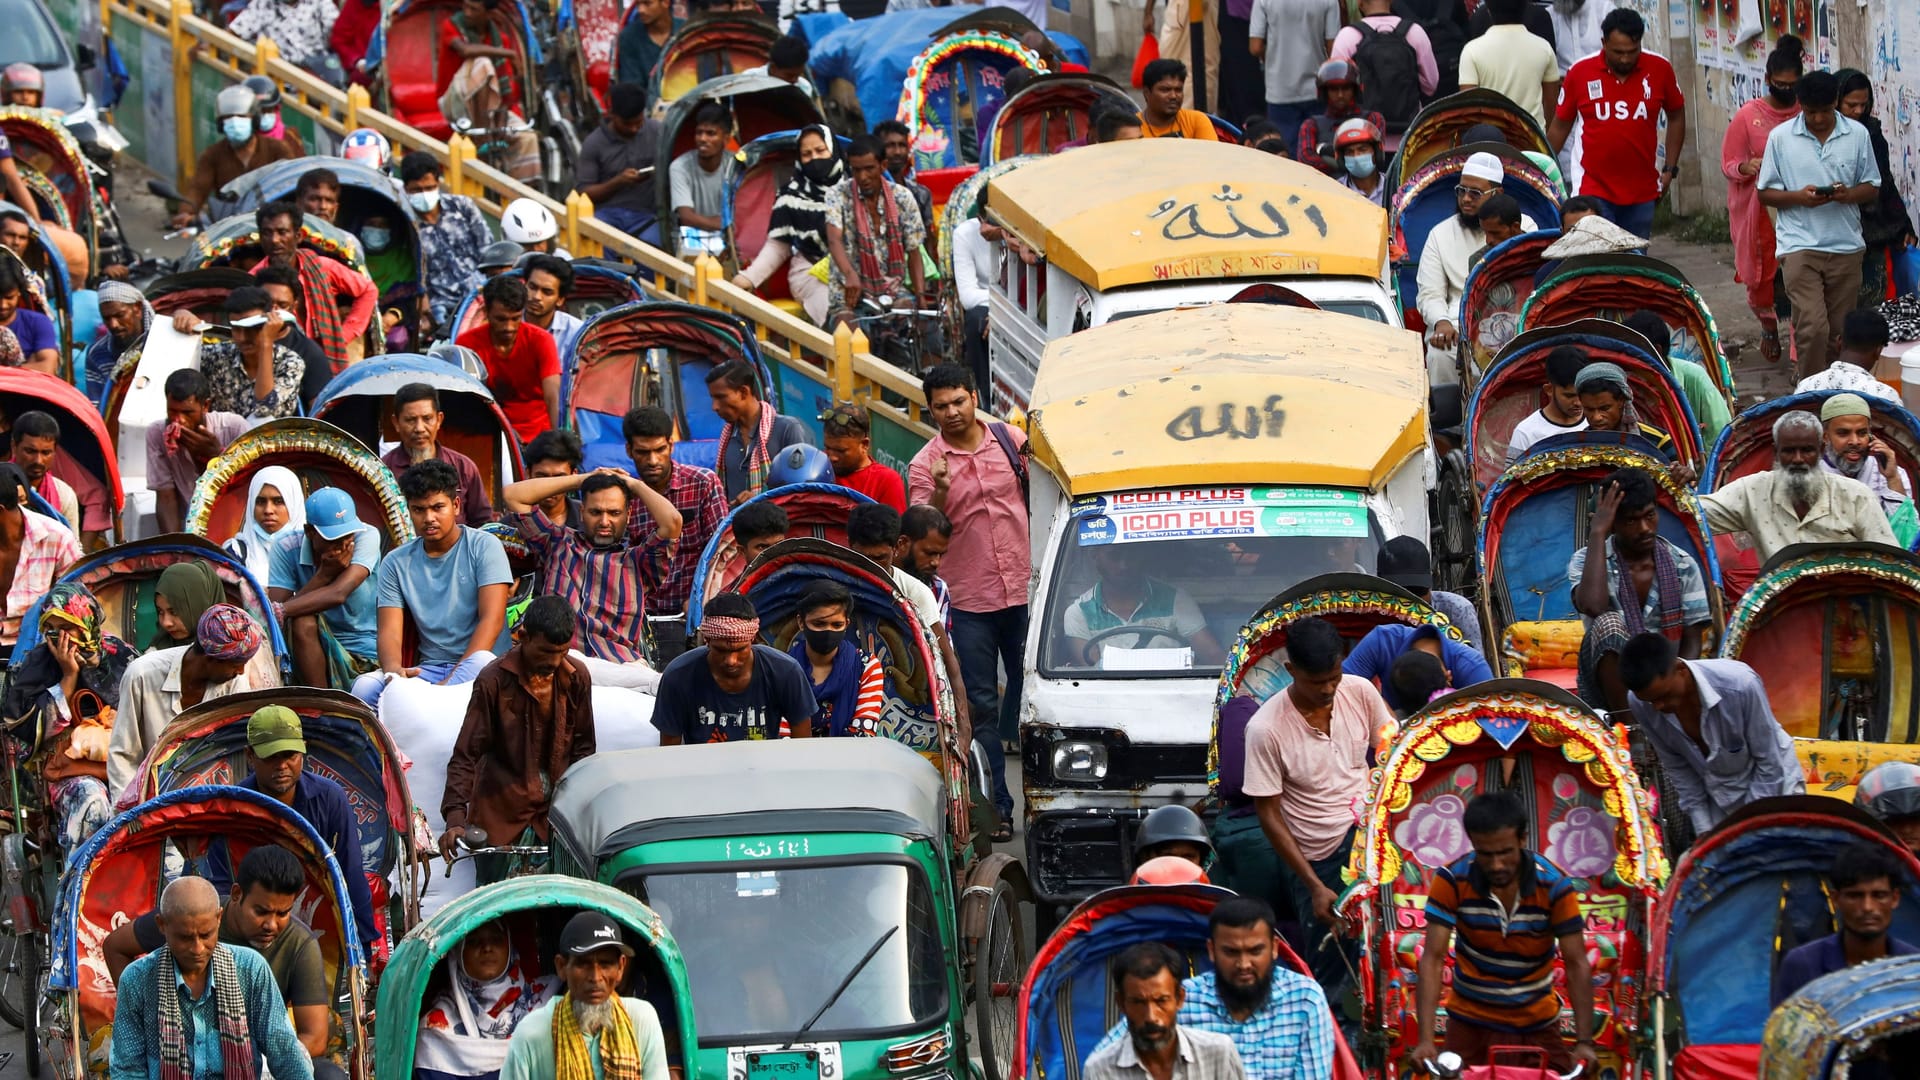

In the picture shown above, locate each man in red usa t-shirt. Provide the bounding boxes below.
[1547,7,1686,241]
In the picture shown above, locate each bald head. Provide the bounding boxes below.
[160,875,222,920]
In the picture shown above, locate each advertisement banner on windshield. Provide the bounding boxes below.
[1072,486,1367,545]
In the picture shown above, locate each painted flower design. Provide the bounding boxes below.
[1394,794,1469,869]
[1547,806,1617,878]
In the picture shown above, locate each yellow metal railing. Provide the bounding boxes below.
[102,0,942,440]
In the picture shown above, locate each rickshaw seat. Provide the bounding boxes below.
[386,9,453,139]
[1671,1044,1760,1080]
[1501,620,1583,682]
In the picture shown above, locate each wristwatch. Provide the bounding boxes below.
[1662,165,1681,178]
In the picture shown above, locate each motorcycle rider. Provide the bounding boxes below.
[174,85,298,228]
[244,75,306,157]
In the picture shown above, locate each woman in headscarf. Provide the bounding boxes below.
[417,918,558,1079]
[1836,68,1917,309]
[88,281,154,402]
[1722,36,1803,365]
[2,584,138,855]
[731,124,838,326]
[224,466,306,585]
[150,561,283,691]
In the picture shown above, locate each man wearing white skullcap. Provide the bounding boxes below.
[1415,151,1537,388]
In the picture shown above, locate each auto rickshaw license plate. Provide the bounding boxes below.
[730,1044,841,1080]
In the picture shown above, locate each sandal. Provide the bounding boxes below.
[1759,327,1783,365]
[990,822,1014,844]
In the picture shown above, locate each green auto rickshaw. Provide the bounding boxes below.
[549,738,1031,1080]
[373,876,699,1080]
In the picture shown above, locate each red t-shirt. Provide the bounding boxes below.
[1554,51,1684,206]
[838,462,907,513]
[457,321,560,444]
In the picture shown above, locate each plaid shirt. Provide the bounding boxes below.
[3,510,82,645]
[1093,970,1334,1080]
[517,506,670,664]
[628,461,727,616]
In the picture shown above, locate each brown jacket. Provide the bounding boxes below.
[186,135,301,214]
[441,647,595,843]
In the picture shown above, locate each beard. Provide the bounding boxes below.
[1780,461,1816,506]
[1457,208,1481,229]
[1828,449,1865,479]
[406,443,435,464]
[1128,1023,1174,1056]
[571,997,618,1036]
[1215,969,1273,1013]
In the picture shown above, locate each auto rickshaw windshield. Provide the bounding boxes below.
[1042,493,1382,679]
[638,861,947,1041]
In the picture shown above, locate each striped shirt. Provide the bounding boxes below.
[516,506,670,664]
[1424,852,1585,1033]
[1093,969,1334,1080]
[2,509,82,645]
[931,574,951,629]
[628,461,728,615]
[1083,1025,1245,1080]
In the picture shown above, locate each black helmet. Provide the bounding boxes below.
[478,240,526,272]
[1856,762,1920,821]
[1134,805,1213,864]
[241,74,283,111]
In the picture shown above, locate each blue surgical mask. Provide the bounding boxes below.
[408,190,440,215]
[1343,153,1377,180]
[257,110,278,134]
[363,226,391,252]
[222,117,254,144]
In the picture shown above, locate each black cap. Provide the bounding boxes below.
[1377,536,1433,591]
[557,912,635,957]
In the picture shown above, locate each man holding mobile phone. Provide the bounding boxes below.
[1758,69,1882,377]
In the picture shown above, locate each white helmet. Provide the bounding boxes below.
[501,197,558,244]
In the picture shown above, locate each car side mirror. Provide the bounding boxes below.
[75,43,95,71]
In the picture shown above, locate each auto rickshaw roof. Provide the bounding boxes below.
[1026,305,1426,494]
[550,739,946,863]
[985,141,1388,290]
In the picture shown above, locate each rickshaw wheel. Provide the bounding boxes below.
[969,878,1028,1080]
[1434,449,1475,597]
[0,930,32,1030]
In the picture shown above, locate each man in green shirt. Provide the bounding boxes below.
[1624,310,1731,449]
[502,912,671,1080]
[102,844,335,1067]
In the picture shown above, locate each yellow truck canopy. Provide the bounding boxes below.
[1027,305,1427,495]
[985,140,1389,291]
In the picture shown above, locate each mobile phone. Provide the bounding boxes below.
[1815,184,1837,197]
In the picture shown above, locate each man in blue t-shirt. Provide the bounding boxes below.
[652,594,817,743]
[1344,622,1495,713]
[350,459,513,708]
[269,487,384,689]
[1773,841,1920,1007]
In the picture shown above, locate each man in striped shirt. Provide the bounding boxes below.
[1412,791,1598,1074]
[503,468,684,665]
[624,406,729,663]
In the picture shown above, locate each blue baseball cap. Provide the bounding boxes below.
[306,487,362,541]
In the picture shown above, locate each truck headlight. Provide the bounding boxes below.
[1052,740,1109,781]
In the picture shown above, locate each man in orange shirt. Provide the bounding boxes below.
[1138,60,1220,141]
[455,275,560,445]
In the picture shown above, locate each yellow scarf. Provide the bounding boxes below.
[553,994,640,1080]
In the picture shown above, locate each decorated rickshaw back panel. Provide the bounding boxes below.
[692,485,872,623]
[66,549,274,652]
[1521,261,1732,397]
[1459,232,1554,380]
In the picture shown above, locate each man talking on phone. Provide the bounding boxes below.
[1757,69,1881,378]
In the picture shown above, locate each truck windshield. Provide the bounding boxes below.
[639,861,947,1043]
[1040,488,1381,679]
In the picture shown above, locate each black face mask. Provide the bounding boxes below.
[804,627,843,654]
[1769,83,1797,106]
[799,157,836,184]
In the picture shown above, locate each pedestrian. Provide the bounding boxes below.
[1547,7,1686,239]
[1836,69,1918,307]
[1457,0,1561,128]
[1247,0,1340,155]
[1329,0,1438,148]
[1722,36,1804,365]
[1082,943,1249,1080]
[1144,0,1220,113]
[1621,632,1804,835]
[908,364,1029,843]
[819,402,907,512]
[1245,617,1395,998]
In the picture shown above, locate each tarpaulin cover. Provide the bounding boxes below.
[687,483,875,626]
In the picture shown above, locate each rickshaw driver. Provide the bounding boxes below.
[501,912,671,1080]
[1772,843,1919,1007]
[651,594,816,743]
[1060,544,1225,669]
[1411,792,1599,1075]
[254,200,379,369]
[730,500,788,564]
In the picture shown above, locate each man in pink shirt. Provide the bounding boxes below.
[1330,0,1441,149]
[908,364,1028,840]
[1245,616,1396,998]
[0,462,82,648]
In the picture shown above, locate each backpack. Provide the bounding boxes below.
[1352,18,1422,135]
[1394,0,1467,97]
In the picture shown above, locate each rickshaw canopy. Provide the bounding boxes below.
[987,141,1388,290]
[1761,952,1920,1080]
[0,366,123,513]
[184,417,416,548]
[550,739,948,867]
[1026,305,1426,494]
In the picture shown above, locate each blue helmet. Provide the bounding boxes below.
[766,444,833,488]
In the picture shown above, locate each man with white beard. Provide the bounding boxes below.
[1700,410,1897,563]
[502,912,670,1080]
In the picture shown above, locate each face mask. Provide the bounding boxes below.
[803,627,842,655]
[363,226,391,252]
[1343,153,1377,180]
[408,189,440,215]
[1768,84,1796,106]
[799,158,836,184]
[257,111,278,133]
[222,117,254,144]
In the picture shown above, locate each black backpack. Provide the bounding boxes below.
[1353,18,1422,135]
[1394,0,1468,97]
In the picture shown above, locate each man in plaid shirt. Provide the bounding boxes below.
[623,405,728,663]
[1091,897,1336,1080]
[0,461,82,647]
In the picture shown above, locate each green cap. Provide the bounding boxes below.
[247,705,306,758]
